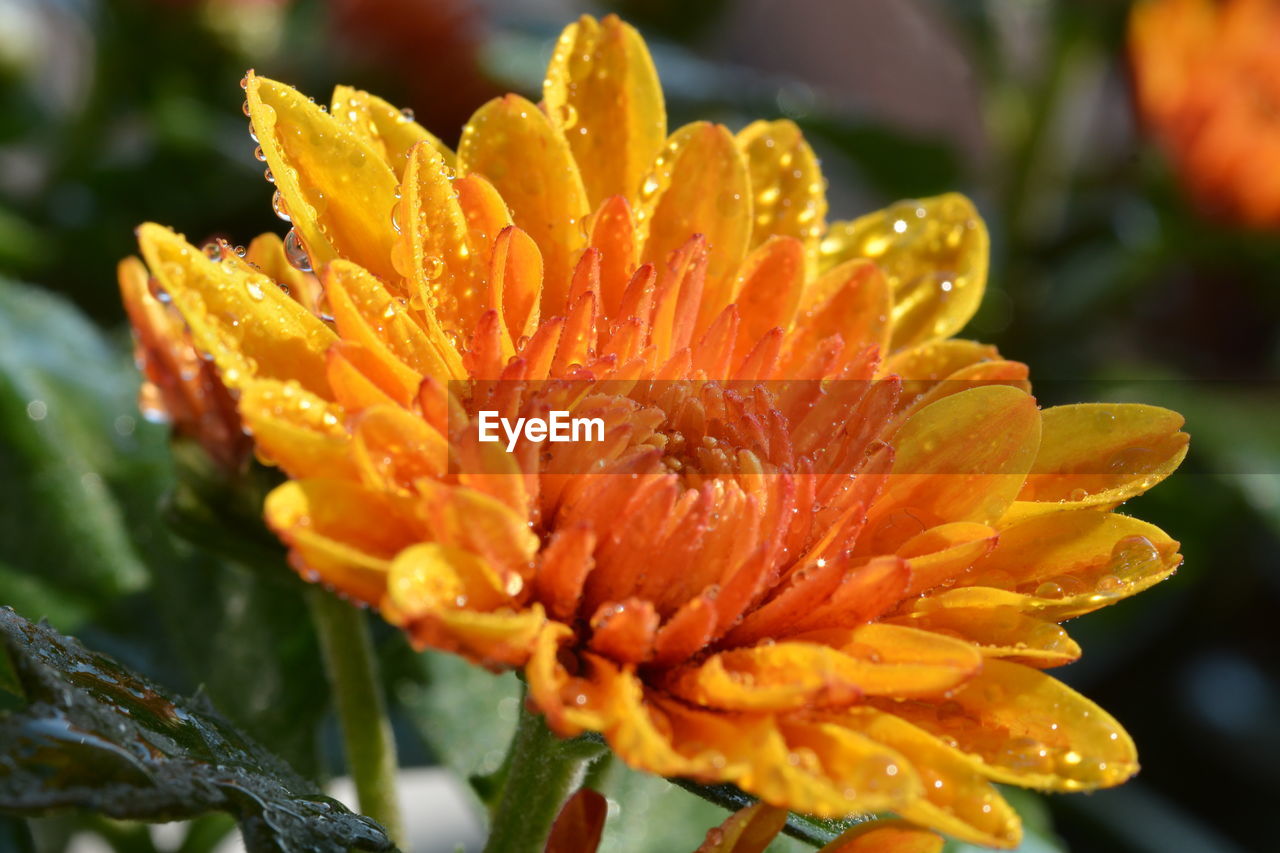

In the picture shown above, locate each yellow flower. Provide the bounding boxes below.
[123,14,1188,848]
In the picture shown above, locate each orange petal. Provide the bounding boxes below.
[734,235,805,352]
[1017,403,1189,510]
[789,623,982,697]
[414,479,539,582]
[585,195,640,322]
[882,659,1138,791]
[546,788,607,853]
[264,478,414,604]
[881,339,1000,387]
[458,94,589,317]
[544,14,666,207]
[789,259,892,364]
[819,194,987,350]
[330,84,454,177]
[863,386,1041,552]
[489,225,544,347]
[821,822,945,853]
[736,119,827,260]
[588,597,659,664]
[693,803,787,853]
[238,379,356,480]
[137,224,335,394]
[639,121,751,334]
[245,73,399,282]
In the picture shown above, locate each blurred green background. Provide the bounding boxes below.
[1,1,1277,851]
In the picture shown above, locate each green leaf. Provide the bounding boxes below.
[0,277,152,626]
[0,606,394,853]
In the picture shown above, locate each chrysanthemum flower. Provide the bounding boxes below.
[1130,0,1280,226]
[123,14,1188,848]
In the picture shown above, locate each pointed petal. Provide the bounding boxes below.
[245,73,400,282]
[137,223,335,394]
[820,195,987,350]
[737,119,827,260]
[639,122,751,333]
[544,14,666,207]
[458,94,589,316]
[888,603,1080,668]
[586,195,640,322]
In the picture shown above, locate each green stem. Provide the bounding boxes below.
[307,588,404,845]
[482,694,606,853]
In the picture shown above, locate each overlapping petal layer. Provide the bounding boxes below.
[122,13,1186,849]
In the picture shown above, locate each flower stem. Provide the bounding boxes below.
[307,588,404,845]
[482,692,606,853]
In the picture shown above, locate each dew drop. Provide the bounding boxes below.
[284,229,312,272]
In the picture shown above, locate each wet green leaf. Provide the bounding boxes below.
[0,607,394,853]
[0,277,152,627]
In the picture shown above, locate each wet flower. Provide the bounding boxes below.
[124,14,1188,847]
[1130,0,1280,226]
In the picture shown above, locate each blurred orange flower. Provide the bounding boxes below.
[1130,0,1280,226]
[123,14,1188,847]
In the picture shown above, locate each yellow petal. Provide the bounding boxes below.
[544,14,666,207]
[639,121,751,334]
[264,478,415,604]
[736,119,827,263]
[489,225,544,346]
[243,232,317,313]
[351,404,449,491]
[330,84,454,177]
[238,379,355,479]
[957,509,1182,619]
[831,710,1020,849]
[397,142,489,340]
[245,73,400,282]
[820,194,987,351]
[863,386,1041,552]
[411,603,547,667]
[888,603,1081,668]
[1018,403,1189,509]
[693,803,787,853]
[387,542,508,618]
[458,94,589,317]
[882,659,1138,791]
[324,259,463,392]
[137,224,335,394]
